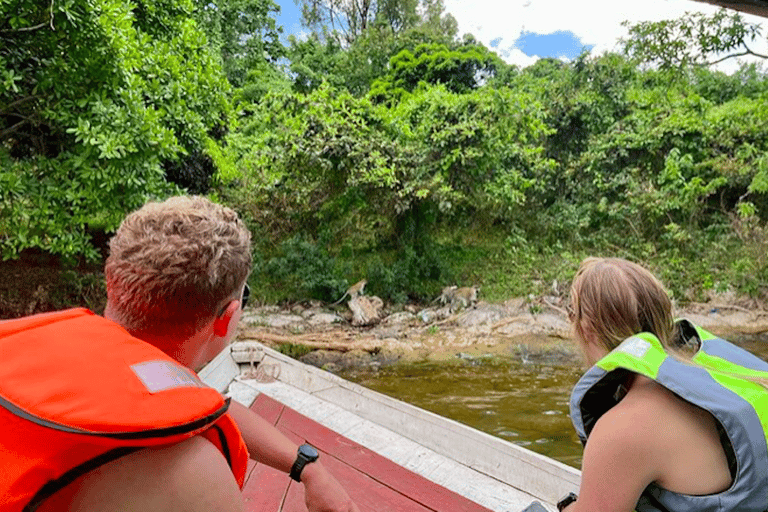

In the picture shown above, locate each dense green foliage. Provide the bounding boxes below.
[296,0,456,46]
[368,40,505,103]
[2,2,768,306]
[191,0,284,87]
[287,0,458,96]
[1,0,231,261]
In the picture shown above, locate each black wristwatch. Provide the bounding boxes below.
[290,443,319,482]
[557,492,578,511]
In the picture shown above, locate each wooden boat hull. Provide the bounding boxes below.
[200,342,581,511]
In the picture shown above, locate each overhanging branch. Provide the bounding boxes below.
[1,96,40,115]
[0,0,54,33]
[0,119,30,140]
[705,45,768,66]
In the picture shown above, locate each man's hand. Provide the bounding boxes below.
[300,462,360,512]
[226,400,360,511]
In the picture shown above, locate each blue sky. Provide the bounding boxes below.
[508,31,594,61]
[274,0,304,38]
[274,0,767,70]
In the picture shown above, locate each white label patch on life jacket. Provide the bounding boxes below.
[131,360,206,393]
[617,337,651,358]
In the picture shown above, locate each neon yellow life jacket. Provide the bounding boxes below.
[570,322,768,512]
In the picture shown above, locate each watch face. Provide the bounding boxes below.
[299,444,319,460]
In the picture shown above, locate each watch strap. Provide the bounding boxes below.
[290,444,319,482]
[557,492,578,511]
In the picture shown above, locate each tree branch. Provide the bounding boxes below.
[0,119,30,140]
[0,22,46,33]
[703,44,767,67]
[0,0,54,33]
[705,50,752,66]
[1,95,40,115]
[743,43,768,59]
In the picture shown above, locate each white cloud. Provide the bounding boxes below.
[500,47,541,68]
[444,0,768,70]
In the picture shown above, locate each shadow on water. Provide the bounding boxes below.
[337,332,768,470]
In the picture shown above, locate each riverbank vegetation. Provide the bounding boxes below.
[2,0,768,316]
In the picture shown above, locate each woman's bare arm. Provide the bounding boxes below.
[566,397,662,512]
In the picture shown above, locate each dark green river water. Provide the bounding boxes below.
[337,333,768,470]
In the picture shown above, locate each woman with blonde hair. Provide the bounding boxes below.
[558,257,768,512]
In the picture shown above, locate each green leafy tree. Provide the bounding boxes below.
[222,81,551,245]
[622,9,767,71]
[287,34,349,93]
[220,82,552,299]
[555,78,768,251]
[1,0,231,261]
[236,59,293,103]
[369,40,505,103]
[298,0,419,44]
[688,62,768,103]
[387,85,553,225]
[511,52,637,171]
[191,0,284,87]
[287,0,458,96]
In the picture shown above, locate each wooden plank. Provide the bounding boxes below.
[245,458,257,480]
[228,380,260,407]
[252,392,285,426]
[306,449,436,512]
[241,379,546,511]
[253,347,579,505]
[313,382,579,502]
[204,343,570,511]
[254,394,491,512]
[269,438,437,512]
[243,463,290,512]
[280,481,307,512]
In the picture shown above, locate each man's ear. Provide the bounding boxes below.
[213,299,239,337]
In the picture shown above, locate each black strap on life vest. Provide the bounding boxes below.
[23,447,141,512]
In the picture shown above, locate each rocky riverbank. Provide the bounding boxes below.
[235,294,768,372]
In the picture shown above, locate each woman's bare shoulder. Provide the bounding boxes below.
[573,383,667,512]
[586,378,683,478]
[597,378,676,432]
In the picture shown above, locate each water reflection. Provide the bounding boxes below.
[337,333,768,470]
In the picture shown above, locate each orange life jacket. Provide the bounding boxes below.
[0,308,249,512]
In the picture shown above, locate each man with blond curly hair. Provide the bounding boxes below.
[105,196,254,369]
[0,196,358,512]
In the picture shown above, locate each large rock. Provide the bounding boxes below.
[257,314,305,329]
[307,312,344,325]
[494,312,570,338]
[456,304,507,327]
[299,348,375,371]
[242,309,304,328]
[416,306,452,323]
[384,311,416,324]
[300,349,343,369]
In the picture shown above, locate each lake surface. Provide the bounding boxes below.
[337,332,768,469]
